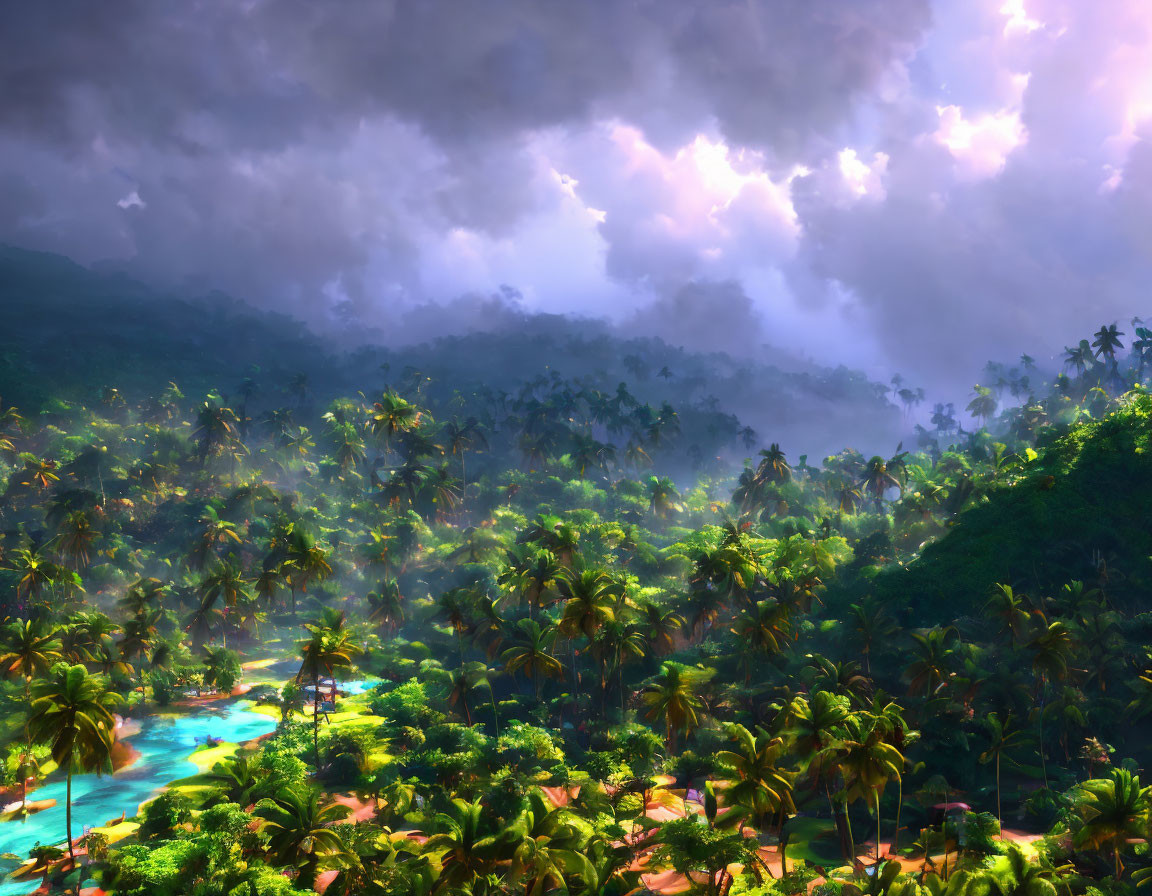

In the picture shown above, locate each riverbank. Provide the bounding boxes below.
[0,696,277,895]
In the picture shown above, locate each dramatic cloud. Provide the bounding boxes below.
[2,0,1151,391]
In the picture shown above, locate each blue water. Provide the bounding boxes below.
[339,678,381,695]
[0,700,276,895]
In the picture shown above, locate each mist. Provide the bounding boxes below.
[4,0,1152,397]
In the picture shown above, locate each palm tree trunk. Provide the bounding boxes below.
[66,760,74,861]
[313,679,321,769]
[875,791,882,865]
[22,677,31,814]
[844,798,856,863]
[996,752,1003,834]
[893,777,903,856]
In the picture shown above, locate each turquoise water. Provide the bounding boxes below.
[339,678,381,695]
[0,700,276,895]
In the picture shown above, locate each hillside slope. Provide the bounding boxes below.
[869,393,1152,621]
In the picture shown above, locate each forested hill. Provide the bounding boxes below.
[862,392,1152,624]
[0,245,899,461]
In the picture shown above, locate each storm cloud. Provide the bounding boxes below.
[2,0,1150,391]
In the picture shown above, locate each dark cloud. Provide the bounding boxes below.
[6,0,1150,396]
[626,280,768,357]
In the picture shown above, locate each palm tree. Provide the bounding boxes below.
[0,619,61,810]
[188,507,242,570]
[1092,324,1124,369]
[861,457,901,511]
[967,385,999,428]
[1072,768,1150,878]
[979,712,1033,832]
[500,548,569,620]
[194,561,250,647]
[297,624,362,766]
[716,723,796,834]
[256,787,352,887]
[443,416,488,495]
[509,792,596,895]
[971,845,1059,896]
[756,444,792,484]
[442,661,500,735]
[732,600,792,681]
[366,577,405,634]
[558,568,621,686]
[193,401,244,464]
[905,628,957,697]
[557,569,619,643]
[837,713,904,865]
[28,664,120,861]
[635,600,685,657]
[641,662,711,752]
[426,798,514,893]
[502,619,564,699]
[7,546,61,606]
[846,600,897,674]
[984,584,1030,646]
[645,476,681,519]
[368,390,424,450]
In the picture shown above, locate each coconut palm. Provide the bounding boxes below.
[837,713,904,865]
[0,620,61,810]
[861,457,901,510]
[297,623,362,766]
[369,390,424,449]
[425,798,516,893]
[28,664,120,860]
[508,792,596,896]
[641,662,712,752]
[1092,324,1124,368]
[256,787,352,887]
[1072,768,1150,878]
[969,845,1059,896]
[502,619,564,699]
[979,712,1034,832]
[716,723,796,833]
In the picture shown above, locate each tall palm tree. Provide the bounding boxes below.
[297,624,362,767]
[984,584,1030,647]
[716,723,796,834]
[28,664,120,861]
[368,390,424,450]
[500,548,569,620]
[904,628,957,698]
[979,712,1033,832]
[837,713,904,865]
[645,476,681,519]
[194,561,250,647]
[756,444,792,484]
[640,662,711,753]
[502,619,564,699]
[732,600,792,681]
[1092,324,1124,369]
[558,568,621,686]
[861,457,901,511]
[0,619,61,810]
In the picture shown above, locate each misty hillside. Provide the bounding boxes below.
[861,393,1152,623]
[0,245,899,462]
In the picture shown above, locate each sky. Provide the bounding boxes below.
[3,0,1152,392]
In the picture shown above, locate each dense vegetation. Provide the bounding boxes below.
[3,252,1152,896]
